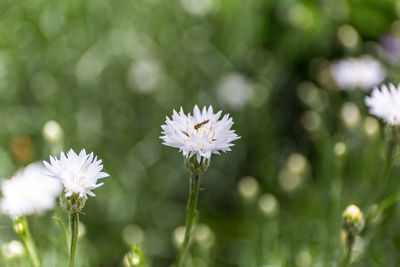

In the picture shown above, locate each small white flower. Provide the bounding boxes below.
[44,149,109,199]
[330,56,386,91]
[365,83,400,126]
[0,163,63,219]
[160,105,240,163]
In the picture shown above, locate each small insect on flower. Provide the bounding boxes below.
[194,120,210,130]
[160,105,240,163]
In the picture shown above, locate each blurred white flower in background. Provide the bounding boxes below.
[173,226,186,247]
[301,110,321,132]
[341,102,361,128]
[1,240,25,259]
[258,193,278,216]
[278,170,301,192]
[337,25,359,49]
[287,153,307,174]
[0,163,62,219]
[43,120,63,144]
[295,250,312,267]
[44,149,109,199]
[363,116,380,137]
[330,56,386,91]
[181,0,213,16]
[194,223,214,248]
[122,224,145,245]
[160,105,240,163]
[365,83,400,126]
[217,73,254,109]
[238,176,259,199]
[334,141,347,157]
[278,153,308,192]
[127,58,161,93]
[287,3,314,29]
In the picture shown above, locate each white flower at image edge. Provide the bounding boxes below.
[0,163,63,219]
[160,105,240,162]
[44,149,109,199]
[365,83,400,126]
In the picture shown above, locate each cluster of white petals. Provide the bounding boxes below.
[44,149,109,199]
[160,105,240,162]
[330,56,386,91]
[0,163,62,219]
[365,83,400,126]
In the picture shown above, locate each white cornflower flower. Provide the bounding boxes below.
[330,56,386,91]
[0,163,63,219]
[43,149,109,199]
[365,83,400,126]
[160,105,240,163]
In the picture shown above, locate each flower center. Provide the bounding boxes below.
[187,119,215,141]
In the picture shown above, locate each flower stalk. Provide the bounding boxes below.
[176,157,209,267]
[13,216,40,267]
[177,173,201,267]
[374,127,398,202]
[69,212,79,267]
[62,193,85,267]
[341,233,355,267]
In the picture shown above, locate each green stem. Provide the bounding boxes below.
[377,191,400,215]
[176,173,201,267]
[374,140,396,203]
[69,212,79,267]
[14,216,40,267]
[341,234,355,267]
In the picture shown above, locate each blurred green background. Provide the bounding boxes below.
[1,0,400,266]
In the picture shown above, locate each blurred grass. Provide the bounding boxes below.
[0,0,400,266]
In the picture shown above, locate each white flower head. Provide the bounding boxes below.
[0,163,63,219]
[160,105,240,163]
[365,83,400,126]
[330,56,386,91]
[44,149,109,199]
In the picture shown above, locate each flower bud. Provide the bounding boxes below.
[12,220,25,236]
[185,157,210,175]
[60,193,86,214]
[386,125,400,143]
[123,246,146,267]
[342,204,364,235]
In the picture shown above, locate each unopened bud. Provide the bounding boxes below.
[12,221,25,235]
[185,157,210,175]
[123,246,146,267]
[342,204,364,235]
[60,193,86,214]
